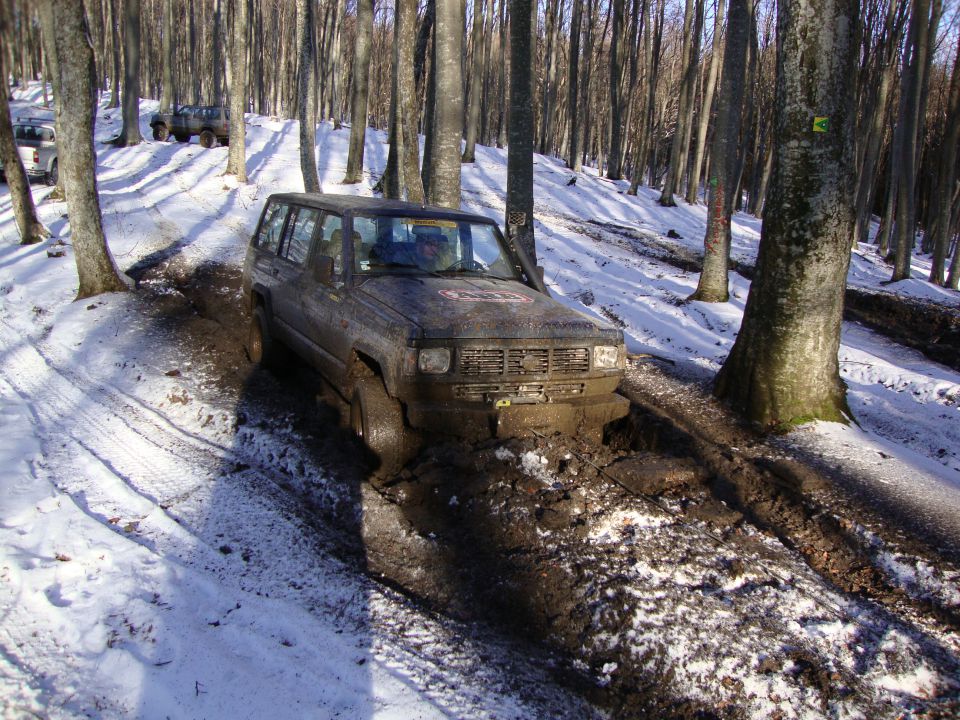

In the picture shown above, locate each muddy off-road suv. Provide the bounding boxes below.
[149,105,229,147]
[242,194,629,473]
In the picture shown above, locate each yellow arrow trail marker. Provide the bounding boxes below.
[813,116,830,133]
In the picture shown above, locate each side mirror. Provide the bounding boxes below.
[313,255,334,284]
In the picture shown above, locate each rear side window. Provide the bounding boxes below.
[281,207,319,265]
[256,202,289,254]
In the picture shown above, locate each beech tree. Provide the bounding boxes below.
[113,0,143,146]
[689,0,752,303]
[714,0,859,427]
[344,0,373,184]
[507,0,536,262]
[223,0,248,181]
[296,0,320,193]
[427,0,463,208]
[50,0,128,299]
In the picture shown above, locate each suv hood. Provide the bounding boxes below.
[358,276,620,341]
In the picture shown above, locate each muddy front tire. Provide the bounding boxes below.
[247,306,282,369]
[152,124,170,141]
[351,377,409,478]
[199,129,216,148]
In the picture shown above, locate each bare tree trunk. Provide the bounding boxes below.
[297,0,320,192]
[225,0,248,182]
[427,0,463,208]
[891,0,940,280]
[506,0,536,262]
[344,0,373,184]
[115,0,142,146]
[496,0,508,149]
[399,0,425,201]
[462,0,486,162]
[689,0,751,303]
[715,0,858,428]
[36,0,66,200]
[537,0,561,156]
[658,0,700,205]
[685,0,724,204]
[928,40,960,285]
[51,0,127,299]
[567,0,583,171]
[160,0,174,113]
[607,0,626,179]
[106,0,121,108]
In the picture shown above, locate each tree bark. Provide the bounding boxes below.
[538,0,561,157]
[607,0,626,179]
[225,0,248,181]
[296,0,320,193]
[344,0,373,184]
[506,0,536,262]
[115,0,142,146]
[567,0,583,171]
[51,0,127,299]
[382,0,424,201]
[928,40,960,285]
[685,0,725,204]
[891,0,940,280]
[160,0,174,113]
[427,0,463,208]
[462,0,486,162]
[689,0,751,303]
[714,0,858,428]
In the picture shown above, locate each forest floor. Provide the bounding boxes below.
[137,245,960,719]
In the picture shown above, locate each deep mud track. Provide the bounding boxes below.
[136,257,960,718]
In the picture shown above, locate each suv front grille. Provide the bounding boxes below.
[458,347,590,376]
[453,383,585,401]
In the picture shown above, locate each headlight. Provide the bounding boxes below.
[418,348,451,374]
[593,345,620,369]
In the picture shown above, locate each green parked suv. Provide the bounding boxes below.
[149,105,230,148]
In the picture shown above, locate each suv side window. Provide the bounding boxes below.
[256,202,290,255]
[281,207,319,265]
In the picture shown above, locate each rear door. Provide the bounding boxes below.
[272,205,322,344]
[248,199,291,318]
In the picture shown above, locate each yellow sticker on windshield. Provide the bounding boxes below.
[403,218,457,229]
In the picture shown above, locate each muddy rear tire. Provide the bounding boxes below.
[351,377,408,478]
[199,129,216,148]
[152,124,170,141]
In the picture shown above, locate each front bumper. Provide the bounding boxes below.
[405,392,630,439]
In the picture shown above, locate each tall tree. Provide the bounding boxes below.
[427,0,463,208]
[714,0,859,427]
[296,0,320,193]
[566,0,583,171]
[607,0,626,179]
[114,0,143,146]
[658,0,703,205]
[462,0,487,162]
[160,0,174,113]
[507,0,536,262]
[928,40,960,285]
[344,0,374,184]
[381,0,424,201]
[685,0,725,204]
[50,0,128,299]
[891,0,941,281]
[538,0,561,156]
[689,0,752,302]
[225,0,248,181]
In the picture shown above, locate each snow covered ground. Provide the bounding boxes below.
[1,85,958,717]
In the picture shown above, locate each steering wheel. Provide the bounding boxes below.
[444,258,487,272]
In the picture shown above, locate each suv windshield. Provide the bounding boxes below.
[352,214,521,280]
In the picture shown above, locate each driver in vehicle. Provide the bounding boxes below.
[413,227,453,271]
